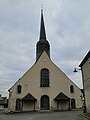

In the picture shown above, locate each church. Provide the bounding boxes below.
[8,9,83,112]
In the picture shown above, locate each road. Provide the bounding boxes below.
[0,110,88,120]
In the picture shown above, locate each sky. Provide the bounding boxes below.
[0,0,90,97]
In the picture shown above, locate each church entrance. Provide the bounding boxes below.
[54,92,70,110]
[71,98,76,109]
[40,95,50,110]
[15,99,22,111]
[57,100,70,110]
[22,93,37,111]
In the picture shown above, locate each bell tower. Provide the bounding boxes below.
[36,9,50,61]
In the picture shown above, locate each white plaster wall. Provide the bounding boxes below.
[8,52,83,111]
[82,57,90,113]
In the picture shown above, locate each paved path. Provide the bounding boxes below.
[0,110,88,120]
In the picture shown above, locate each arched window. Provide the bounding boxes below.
[40,68,49,87]
[17,85,22,93]
[70,85,74,93]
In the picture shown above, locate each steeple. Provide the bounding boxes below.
[40,9,46,40]
[36,9,50,61]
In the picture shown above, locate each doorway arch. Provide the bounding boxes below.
[15,99,22,111]
[71,98,76,109]
[40,95,50,110]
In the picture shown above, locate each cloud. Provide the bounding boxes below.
[0,0,90,97]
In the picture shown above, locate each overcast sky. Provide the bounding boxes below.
[0,0,90,97]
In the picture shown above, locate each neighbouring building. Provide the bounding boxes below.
[8,9,83,112]
[79,50,90,113]
[0,94,8,109]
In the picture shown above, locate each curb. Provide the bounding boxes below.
[83,114,90,120]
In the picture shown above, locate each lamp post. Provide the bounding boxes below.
[73,68,81,72]
[73,67,86,113]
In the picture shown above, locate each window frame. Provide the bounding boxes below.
[40,68,49,87]
[17,85,22,93]
[70,85,74,93]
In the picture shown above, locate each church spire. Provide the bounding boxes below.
[36,9,50,61]
[40,9,46,40]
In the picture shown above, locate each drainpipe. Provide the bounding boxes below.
[81,67,86,113]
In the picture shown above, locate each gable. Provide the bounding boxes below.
[54,92,70,101]
[22,93,37,101]
[9,51,81,94]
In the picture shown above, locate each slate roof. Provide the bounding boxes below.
[79,50,90,67]
[22,93,37,101]
[54,92,70,101]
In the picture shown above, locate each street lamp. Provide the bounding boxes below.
[73,67,86,112]
[73,68,81,72]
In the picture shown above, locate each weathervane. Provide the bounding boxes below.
[41,4,43,13]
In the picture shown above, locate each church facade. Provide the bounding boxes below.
[8,10,83,112]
